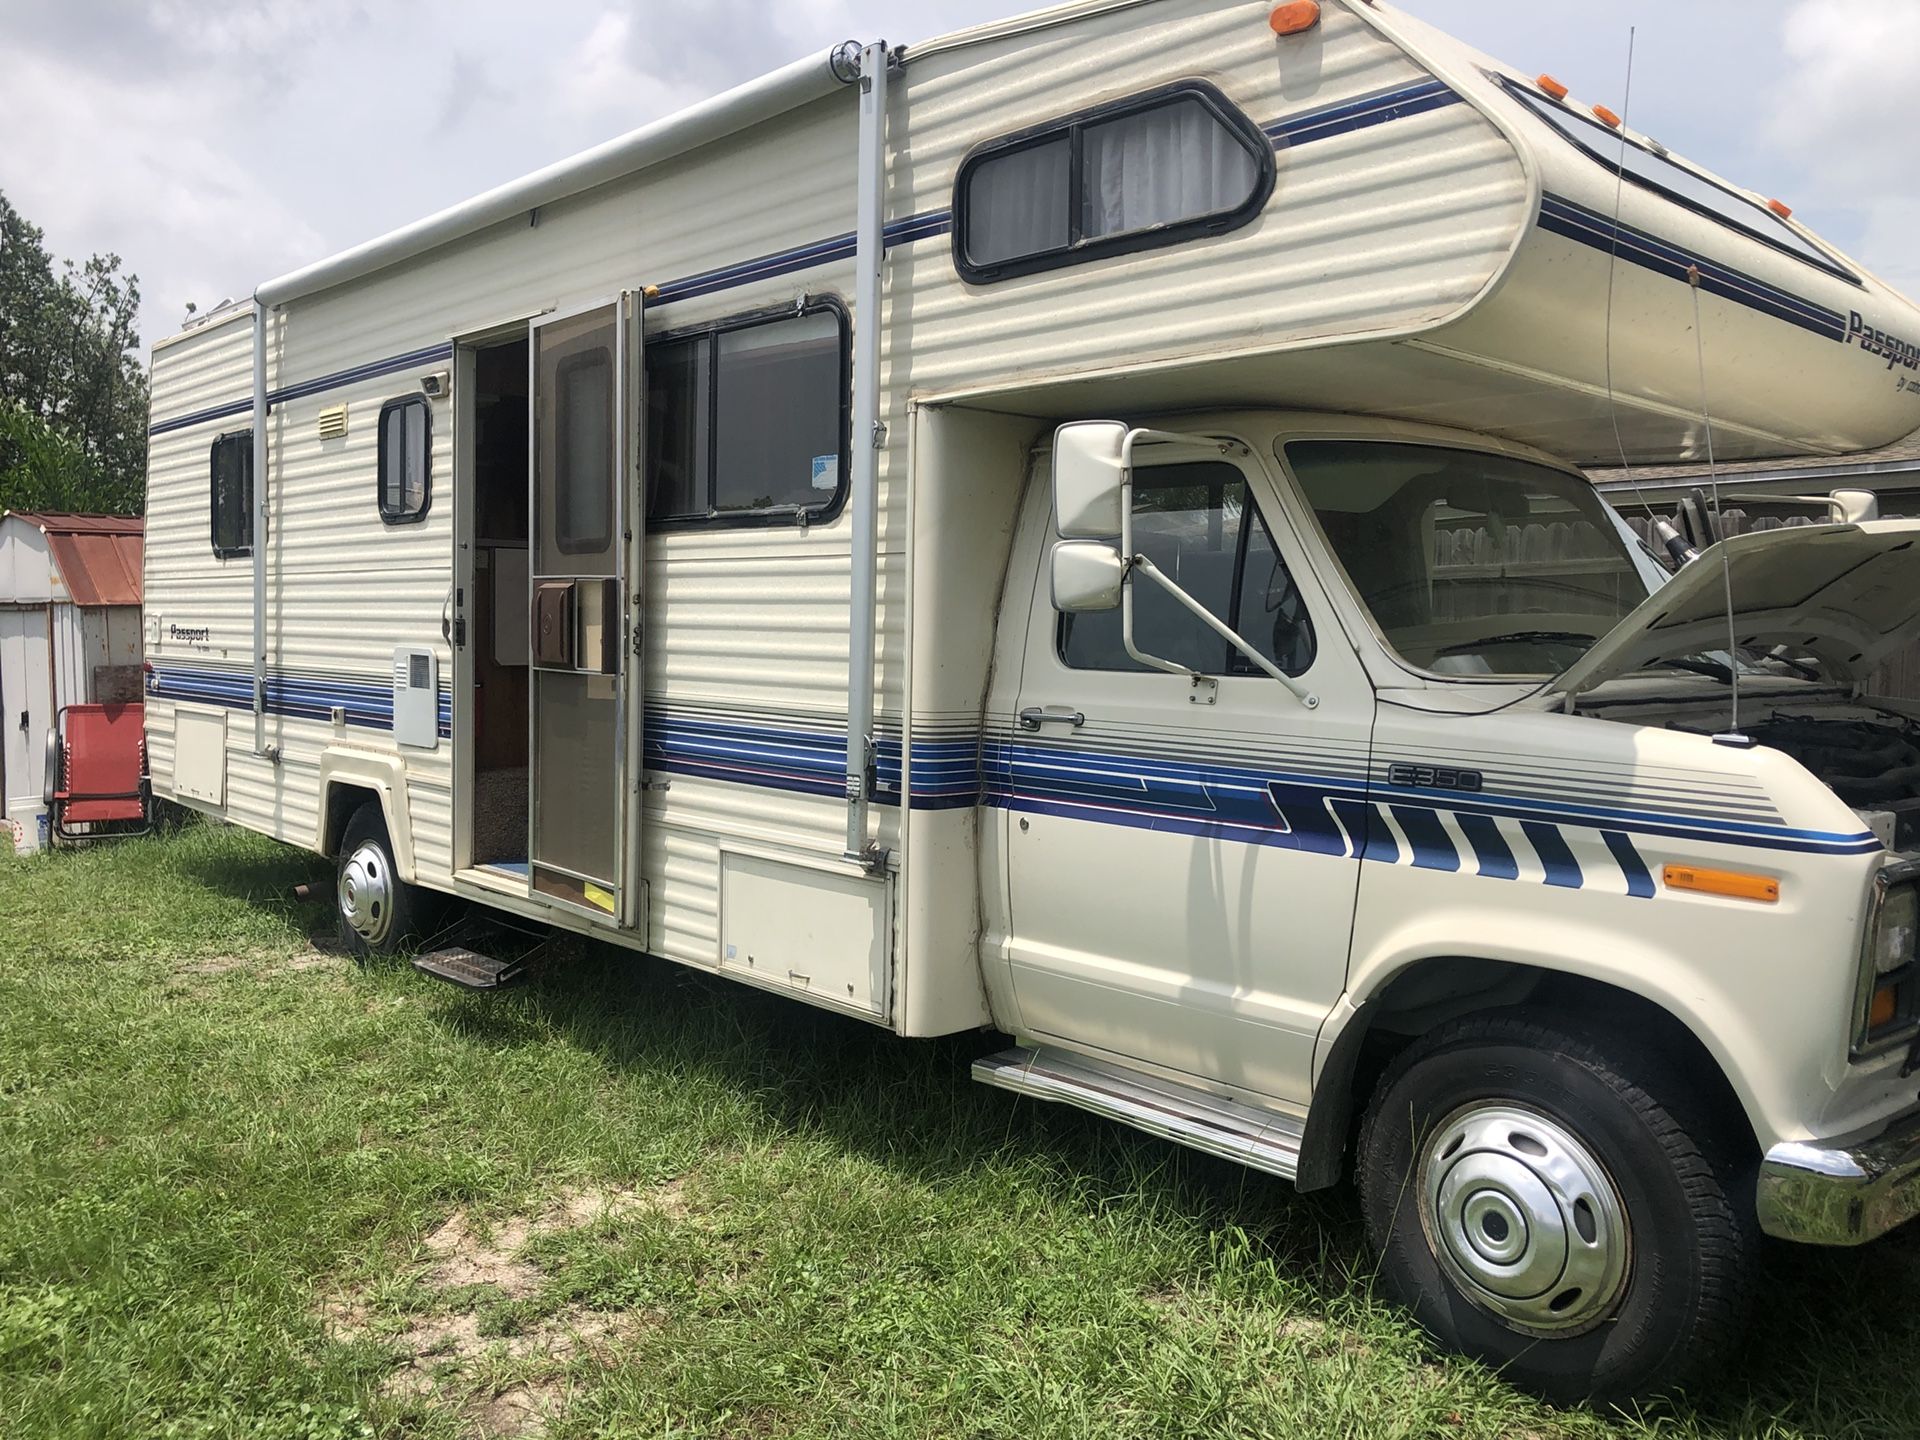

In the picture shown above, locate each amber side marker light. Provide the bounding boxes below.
[1663,864,1781,903]
[1767,198,1794,220]
[1871,983,1901,1031]
[1269,1,1321,35]
[1536,74,1569,100]
[1592,103,1623,128]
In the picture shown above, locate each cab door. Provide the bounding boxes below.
[1001,448,1373,1103]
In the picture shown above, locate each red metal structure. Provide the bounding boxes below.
[43,702,149,842]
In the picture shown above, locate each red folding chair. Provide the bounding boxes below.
[44,703,150,843]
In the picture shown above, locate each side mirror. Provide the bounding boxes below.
[1051,420,1128,539]
[1050,540,1126,613]
[1830,488,1880,524]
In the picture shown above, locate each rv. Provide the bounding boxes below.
[142,0,1920,1402]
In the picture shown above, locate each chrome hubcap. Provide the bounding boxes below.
[337,840,394,946]
[1416,1103,1630,1336]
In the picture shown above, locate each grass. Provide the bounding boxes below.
[2,823,1919,1439]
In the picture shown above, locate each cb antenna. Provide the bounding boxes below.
[1686,263,1743,742]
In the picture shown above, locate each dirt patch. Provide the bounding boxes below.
[169,944,342,981]
[324,1180,690,1436]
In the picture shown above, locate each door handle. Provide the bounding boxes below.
[1018,706,1085,732]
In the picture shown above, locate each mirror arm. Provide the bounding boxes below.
[1127,557,1320,710]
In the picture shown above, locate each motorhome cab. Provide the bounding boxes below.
[142,0,1920,1403]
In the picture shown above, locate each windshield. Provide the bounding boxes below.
[1283,439,1653,678]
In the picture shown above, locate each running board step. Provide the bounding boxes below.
[972,1045,1304,1181]
[413,946,527,991]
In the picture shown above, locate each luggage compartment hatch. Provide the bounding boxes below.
[718,850,892,1021]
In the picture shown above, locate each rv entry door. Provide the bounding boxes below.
[527,301,634,918]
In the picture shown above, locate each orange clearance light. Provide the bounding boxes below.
[1269,1,1321,35]
[1591,103,1623,128]
[1871,983,1900,1031]
[1663,864,1781,903]
[1536,74,1569,100]
[1767,198,1794,220]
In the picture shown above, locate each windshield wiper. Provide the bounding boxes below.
[1432,630,1597,658]
[1653,655,1735,685]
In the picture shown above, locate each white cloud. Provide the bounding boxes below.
[1770,0,1920,297]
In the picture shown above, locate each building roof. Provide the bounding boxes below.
[1590,427,1920,493]
[1,511,143,607]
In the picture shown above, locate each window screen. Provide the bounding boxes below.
[377,396,431,523]
[1059,461,1315,677]
[556,349,612,552]
[957,81,1272,283]
[210,429,252,558]
[1496,76,1852,279]
[646,304,848,527]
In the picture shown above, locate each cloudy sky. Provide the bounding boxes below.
[2,0,1914,351]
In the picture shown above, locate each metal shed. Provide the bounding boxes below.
[0,511,144,852]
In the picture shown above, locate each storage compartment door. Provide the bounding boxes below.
[718,852,892,1021]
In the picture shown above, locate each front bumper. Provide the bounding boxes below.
[1758,1106,1920,1245]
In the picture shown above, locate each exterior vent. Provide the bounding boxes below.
[317,404,348,440]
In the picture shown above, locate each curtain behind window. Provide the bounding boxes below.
[1083,97,1259,238]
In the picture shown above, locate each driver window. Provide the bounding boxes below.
[1058,460,1316,676]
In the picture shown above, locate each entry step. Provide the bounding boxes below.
[972,1044,1306,1181]
[413,945,528,990]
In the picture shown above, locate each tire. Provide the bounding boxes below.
[1356,1010,1754,1407]
[334,801,433,960]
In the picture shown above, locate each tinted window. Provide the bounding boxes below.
[1060,461,1315,677]
[1498,77,1851,278]
[646,304,847,526]
[957,81,1272,283]
[210,429,252,558]
[377,396,431,523]
[1285,440,1648,677]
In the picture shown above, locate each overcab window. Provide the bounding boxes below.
[210,429,252,558]
[955,81,1274,283]
[377,395,431,524]
[645,302,849,528]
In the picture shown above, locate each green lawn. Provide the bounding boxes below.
[2,823,1918,1439]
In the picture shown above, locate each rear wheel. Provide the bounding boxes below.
[1356,1011,1753,1406]
[334,801,432,959]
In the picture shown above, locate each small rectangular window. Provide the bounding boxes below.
[645,303,848,528]
[1059,461,1315,677]
[377,396,432,524]
[956,81,1273,284]
[210,429,252,558]
[556,349,613,553]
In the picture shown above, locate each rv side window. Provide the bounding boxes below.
[210,430,252,558]
[955,81,1273,283]
[556,349,613,553]
[1059,461,1316,677]
[377,396,431,524]
[645,302,849,528]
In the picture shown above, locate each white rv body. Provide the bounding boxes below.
[143,0,1920,1399]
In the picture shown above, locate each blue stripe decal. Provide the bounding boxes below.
[1363,804,1400,864]
[1538,194,1847,342]
[1457,813,1519,881]
[148,663,453,738]
[1522,820,1583,889]
[148,398,252,438]
[1265,78,1460,148]
[1603,829,1657,898]
[1391,804,1460,872]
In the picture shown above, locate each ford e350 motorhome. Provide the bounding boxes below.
[141,0,1920,1402]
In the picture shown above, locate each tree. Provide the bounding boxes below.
[0,192,148,515]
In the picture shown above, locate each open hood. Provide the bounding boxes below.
[1547,520,1920,699]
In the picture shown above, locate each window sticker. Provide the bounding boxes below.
[810,454,839,491]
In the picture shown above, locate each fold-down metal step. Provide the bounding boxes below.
[973,1045,1306,1181]
[413,945,528,990]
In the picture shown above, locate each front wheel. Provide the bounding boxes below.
[1356,1012,1754,1406]
[334,801,433,960]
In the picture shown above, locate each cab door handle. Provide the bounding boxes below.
[1018,706,1085,731]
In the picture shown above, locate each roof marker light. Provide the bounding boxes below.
[1269,2,1321,35]
[1536,74,1569,100]
[1767,198,1794,220]
[1591,103,1623,128]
